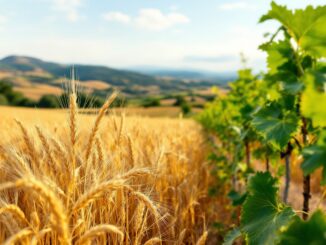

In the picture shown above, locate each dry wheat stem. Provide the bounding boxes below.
[195,231,208,245]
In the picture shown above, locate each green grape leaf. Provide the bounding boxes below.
[278,210,326,245]
[261,39,293,74]
[261,2,326,57]
[302,146,326,185]
[228,190,247,206]
[280,80,304,95]
[259,2,292,27]
[302,72,326,127]
[252,103,299,151]
[241,172,296,245]
[223,227,242,245]
[237,68,255,81]
[299,11,326,58]
[302,131,326,185]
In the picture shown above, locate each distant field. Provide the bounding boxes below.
[0,105,201,120]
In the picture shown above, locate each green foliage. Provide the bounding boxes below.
[223,227,242,245]
[173,95,186,106]
[38,94,59,108]
[181,102,191,115]
[302,130,326,185]
[227,190,247,206]
[260,39,294,75]
[252,102,299,151]
[0,81,13,94]
[278,210,326,245]
[260,2,326,57]
[198,2,326,245]
[142,97,161,108]
[0,94,8,105]
[241,172,296,245]
[301,71,326,127]
[0,80,36,107]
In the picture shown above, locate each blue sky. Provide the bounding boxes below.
[0,0,324,72]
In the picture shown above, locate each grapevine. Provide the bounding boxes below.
[199,2,326,244]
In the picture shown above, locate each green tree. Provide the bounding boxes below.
[38,94,60,108]
[181,102,191,115]
[0,94,8,105]
[142,98,160,108]
[173,95,186,106]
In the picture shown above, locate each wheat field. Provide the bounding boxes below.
[0,92,212,244]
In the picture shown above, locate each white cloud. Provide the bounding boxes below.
[135,9,189,31]
[219,2,256,11]
[51,0,82,22]
[102,12,131,24]
[101,8,190,31]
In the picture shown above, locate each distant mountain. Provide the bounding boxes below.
[0,56,171,87]
[128,66,237,83]
[0,55,229,100]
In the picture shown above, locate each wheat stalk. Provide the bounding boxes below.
[195,231,208,245]
[178,229,187,245]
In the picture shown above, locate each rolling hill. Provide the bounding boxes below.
[0,55,229,100]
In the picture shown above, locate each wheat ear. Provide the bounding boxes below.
[30,228,52,245]
[69,92,77,169]
[95,137,104,165]
[117,113,125,144]
[0,204,29,226]
[15,120,38,164]
[119,168,152,180]
[3,228,33,245]
[144,237,162,245]
[85,92,117,161]
[36,126,55,166]
[127,135,135,167]
[0,179,70,245]
[76,224,124,245]
[131,191,160,223]
[72,179,125,212]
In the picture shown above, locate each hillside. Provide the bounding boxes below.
[0,55,225,100]
[129,66,237,82]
